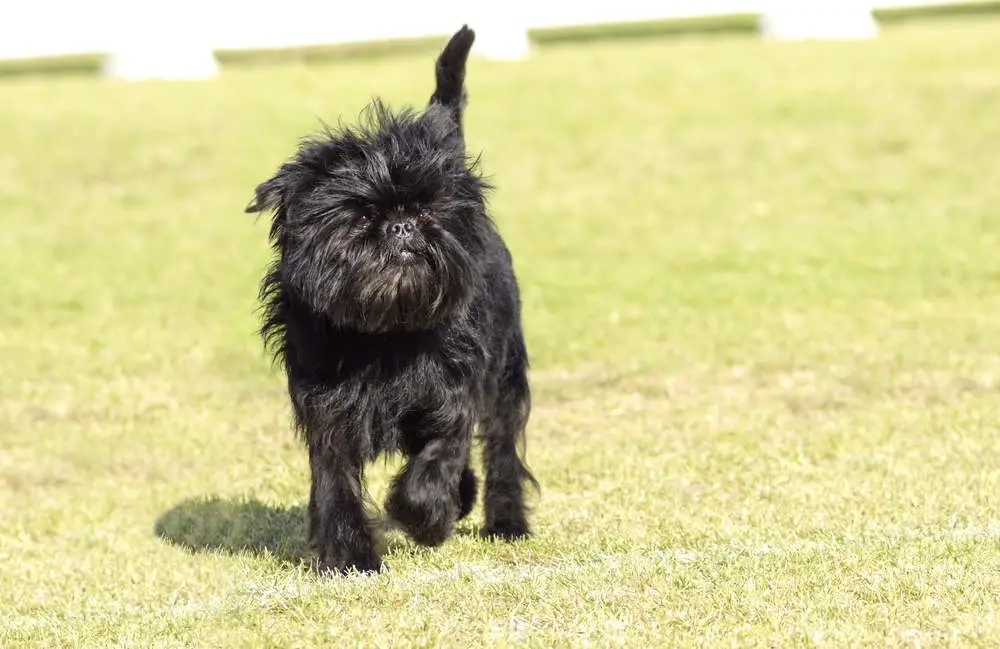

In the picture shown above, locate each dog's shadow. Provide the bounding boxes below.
[154,496,311,566]
[155,495,482,566]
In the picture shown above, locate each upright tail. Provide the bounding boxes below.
[429,25,475,138]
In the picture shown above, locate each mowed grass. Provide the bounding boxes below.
[3,16,1000,648]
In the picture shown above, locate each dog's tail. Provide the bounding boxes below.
[429,25,475,136]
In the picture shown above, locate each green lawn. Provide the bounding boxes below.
[3,16,1000,648]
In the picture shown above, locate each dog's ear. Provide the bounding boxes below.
[246,165,294,215]
[428,25,475,140]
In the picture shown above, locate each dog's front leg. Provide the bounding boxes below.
[308,446,381,575]
[385,406,472,547]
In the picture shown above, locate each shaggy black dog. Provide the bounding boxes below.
[246,25,536,574]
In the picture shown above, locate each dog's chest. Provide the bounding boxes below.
[348,354,471,454]
[290,325,488,454]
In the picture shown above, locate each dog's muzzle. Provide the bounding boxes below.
[388,220,416,240]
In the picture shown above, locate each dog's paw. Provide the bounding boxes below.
[315,551,383,576]
[479,519,530,542]
[385,487,456,547]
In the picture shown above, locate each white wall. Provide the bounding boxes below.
[0,1,989,63]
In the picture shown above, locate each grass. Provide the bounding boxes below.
[3,14,1000,648]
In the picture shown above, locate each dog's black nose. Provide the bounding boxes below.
[390,220,416,239]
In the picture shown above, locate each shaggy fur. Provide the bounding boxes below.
[246,25,536,574]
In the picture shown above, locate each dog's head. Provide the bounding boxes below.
[247,99,492,333]
[247,26,489,334]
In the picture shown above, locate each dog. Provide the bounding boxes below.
[246,25,536,574]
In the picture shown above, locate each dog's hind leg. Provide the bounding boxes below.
[479,339,536,541]
[457,462,478,521]
[385,405,473,546]
[308,445,382,574]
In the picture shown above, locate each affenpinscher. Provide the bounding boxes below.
[246,25,536,574]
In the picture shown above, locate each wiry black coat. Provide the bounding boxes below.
[246,26,535,574]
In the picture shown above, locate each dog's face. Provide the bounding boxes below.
[248,102,491,334]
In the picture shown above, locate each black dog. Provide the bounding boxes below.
[246,26,536,574]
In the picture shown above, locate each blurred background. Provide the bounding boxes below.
[3,0,996,77]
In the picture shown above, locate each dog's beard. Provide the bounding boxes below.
[353,240,474,332]
[286,231,477,334]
